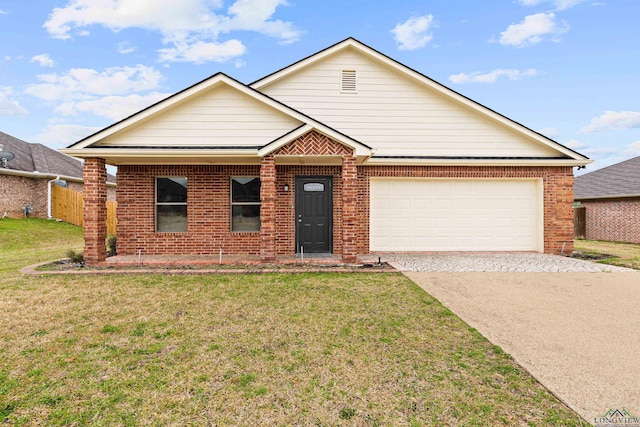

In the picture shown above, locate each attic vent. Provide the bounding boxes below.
[341,70,356,93]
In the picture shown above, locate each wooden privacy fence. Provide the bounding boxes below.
[52,185,117,235]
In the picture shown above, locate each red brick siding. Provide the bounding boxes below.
[115,164,574,256]
[358,166,575,255]
[260,155,277,262]
[581,198,640,243]
[116,165,262,256]
[0,175,47,218]
[342,156,358,263]
[83,158,108,264]
[273,131,352,156]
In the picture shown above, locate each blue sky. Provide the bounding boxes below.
[1,0,638,174]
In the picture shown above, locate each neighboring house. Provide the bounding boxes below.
[0,131,115,218]
[61,38,590,265]
[574,156,640,243]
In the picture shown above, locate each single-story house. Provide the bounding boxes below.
[0,131,115,218]
[62,38,590,265]
[574,156,640,243]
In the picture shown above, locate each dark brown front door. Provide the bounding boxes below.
[295,176,332,253]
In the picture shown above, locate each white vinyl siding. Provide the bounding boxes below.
[95,85,303,148]
[260,49,559,158]
[370,179,542,252]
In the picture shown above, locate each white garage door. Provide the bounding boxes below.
[370,179,542,252]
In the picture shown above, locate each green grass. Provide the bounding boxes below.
[0,218,83,275]
[0,218,586,425]
[574,239,640,269]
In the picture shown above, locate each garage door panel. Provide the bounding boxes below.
[370,179,541,252]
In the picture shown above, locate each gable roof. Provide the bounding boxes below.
[0,131,115,183]
[252,37,590,165]
[1,131,83,176]
[63,73,371,162]
[575,156,640,200]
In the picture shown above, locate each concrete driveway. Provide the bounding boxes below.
[404,270,640,424]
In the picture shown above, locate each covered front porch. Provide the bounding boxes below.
[80,131,364,266]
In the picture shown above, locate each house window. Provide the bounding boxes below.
[156,177,187,232]
[231,177,261,232]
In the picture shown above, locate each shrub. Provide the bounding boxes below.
[106,234,117,256]
[66,249,84,264]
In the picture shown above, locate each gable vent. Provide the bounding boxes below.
[341,70,356,93]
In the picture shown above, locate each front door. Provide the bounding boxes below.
[295,176,333,253]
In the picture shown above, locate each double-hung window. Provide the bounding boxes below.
[156,177,187,232]
[231,177,261,232]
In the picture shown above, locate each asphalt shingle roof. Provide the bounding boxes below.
[0,131,115,183]
[574,156,640,199]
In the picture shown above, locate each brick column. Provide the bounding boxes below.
[342,155,358,263]
[260,155,276,262]
[83,157,107,265]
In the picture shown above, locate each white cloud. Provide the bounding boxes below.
[223,0,300,44]
[538,127,559,138]
[0,9,7,15]
[564,139,586,149]
[517,0,587,11]
[117,41,137,54]
[449,68,537,84]
[31,124,102,149]
[158,38,246,64]
[624,141,640,157]
[26,65,163,101]
[0,86,28,115]
[581,146,617,155]
[391,15,435,51]
[55,92,169,121]
[581,111,640,133]
[43,0,300,63]
[25,65,167,121]
[499,13,569,47]
[31,53,55,68]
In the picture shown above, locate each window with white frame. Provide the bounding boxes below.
[231,177,261,232]
[156,177,187,232]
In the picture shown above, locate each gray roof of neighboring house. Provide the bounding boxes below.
[0,131,115,183]
[574,156,640,200]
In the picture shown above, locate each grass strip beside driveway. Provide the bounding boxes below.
[574,239,640,270]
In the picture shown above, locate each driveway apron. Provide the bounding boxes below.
[403,268,640,424]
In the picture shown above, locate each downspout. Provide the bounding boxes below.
[47,176,61,219]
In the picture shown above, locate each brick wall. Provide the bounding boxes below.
[0,175,47,218]
[115,163,574,256]
[117,164,263,255]
[581,198,640,243]
[0,175,114,219]
[83,158,108,264]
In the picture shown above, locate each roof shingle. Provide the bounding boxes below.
[574,156,640,199]
[0,131,115,183]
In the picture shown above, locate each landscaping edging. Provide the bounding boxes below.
[20,260,396,275]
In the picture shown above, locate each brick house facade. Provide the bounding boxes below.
[0,131,114,219]
[578,199,640,243]
[64,38,589,265]
[574,156,640,244]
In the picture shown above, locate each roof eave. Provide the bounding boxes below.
[363,157,592,167]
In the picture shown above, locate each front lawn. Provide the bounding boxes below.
[0,218,584,425]
[574,239,640,270]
